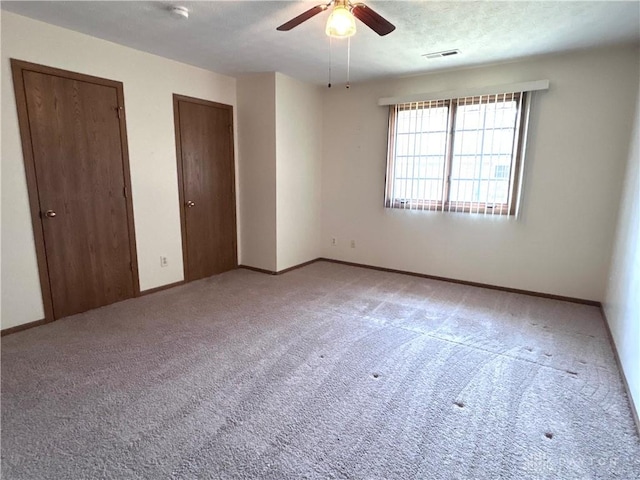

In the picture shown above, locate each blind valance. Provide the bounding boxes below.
[378,80,549,106]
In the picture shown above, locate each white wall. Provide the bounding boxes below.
[1,12,237,329]
[275,73,322,271]
[604,80,640,421]
[237,73,277,271]
[236,72,322,272]
[321,46,639,301]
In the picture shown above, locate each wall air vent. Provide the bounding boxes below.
[422,49,461,59]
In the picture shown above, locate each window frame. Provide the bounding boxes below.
[385,92,528,216]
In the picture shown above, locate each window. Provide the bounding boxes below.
[385,92,528,215]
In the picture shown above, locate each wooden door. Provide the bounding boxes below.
[12,60,138,321]
[174,95,237,282]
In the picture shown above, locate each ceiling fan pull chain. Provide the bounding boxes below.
[346,36,351,89]
[328,35,333,88]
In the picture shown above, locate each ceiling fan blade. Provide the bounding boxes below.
[351,3,395,36]
[277,4,327,31]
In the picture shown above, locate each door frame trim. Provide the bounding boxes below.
[172,94,238,282]
[10,59,141,322]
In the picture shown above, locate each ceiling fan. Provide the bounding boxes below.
[277,0,395,38]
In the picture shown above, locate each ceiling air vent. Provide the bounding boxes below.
[422,49,461,59]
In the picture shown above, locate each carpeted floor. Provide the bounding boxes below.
[2,261,639,479]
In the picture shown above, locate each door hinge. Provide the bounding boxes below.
[116,106,124,119]
[123,186,128,198]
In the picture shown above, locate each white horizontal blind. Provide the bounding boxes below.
[385,91,527,216]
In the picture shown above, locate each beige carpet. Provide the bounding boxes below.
[2,261,639,479]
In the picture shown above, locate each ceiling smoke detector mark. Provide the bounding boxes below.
[170,6,189,20]
[422,49,461,59]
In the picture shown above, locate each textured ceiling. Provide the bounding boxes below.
[2,1,639,85]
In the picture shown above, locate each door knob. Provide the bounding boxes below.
[186,201,195,208]
[44,210,57,218]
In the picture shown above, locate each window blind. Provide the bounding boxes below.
[385,91,531,216]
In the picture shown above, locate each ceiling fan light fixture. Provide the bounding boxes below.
[325,5,356,38]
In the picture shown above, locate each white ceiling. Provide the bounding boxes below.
[2,1,639,85]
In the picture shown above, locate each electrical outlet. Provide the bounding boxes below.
[350,240,356,248]
[160,256,168,267]
[331,237,337,246]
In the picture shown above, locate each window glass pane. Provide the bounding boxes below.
[392,106,448,201]
[387,94,523,213]
[482,129,517,154]
[449,99,518,205]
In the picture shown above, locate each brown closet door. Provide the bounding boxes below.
[22,69,136,319]
[174,96,237,281]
